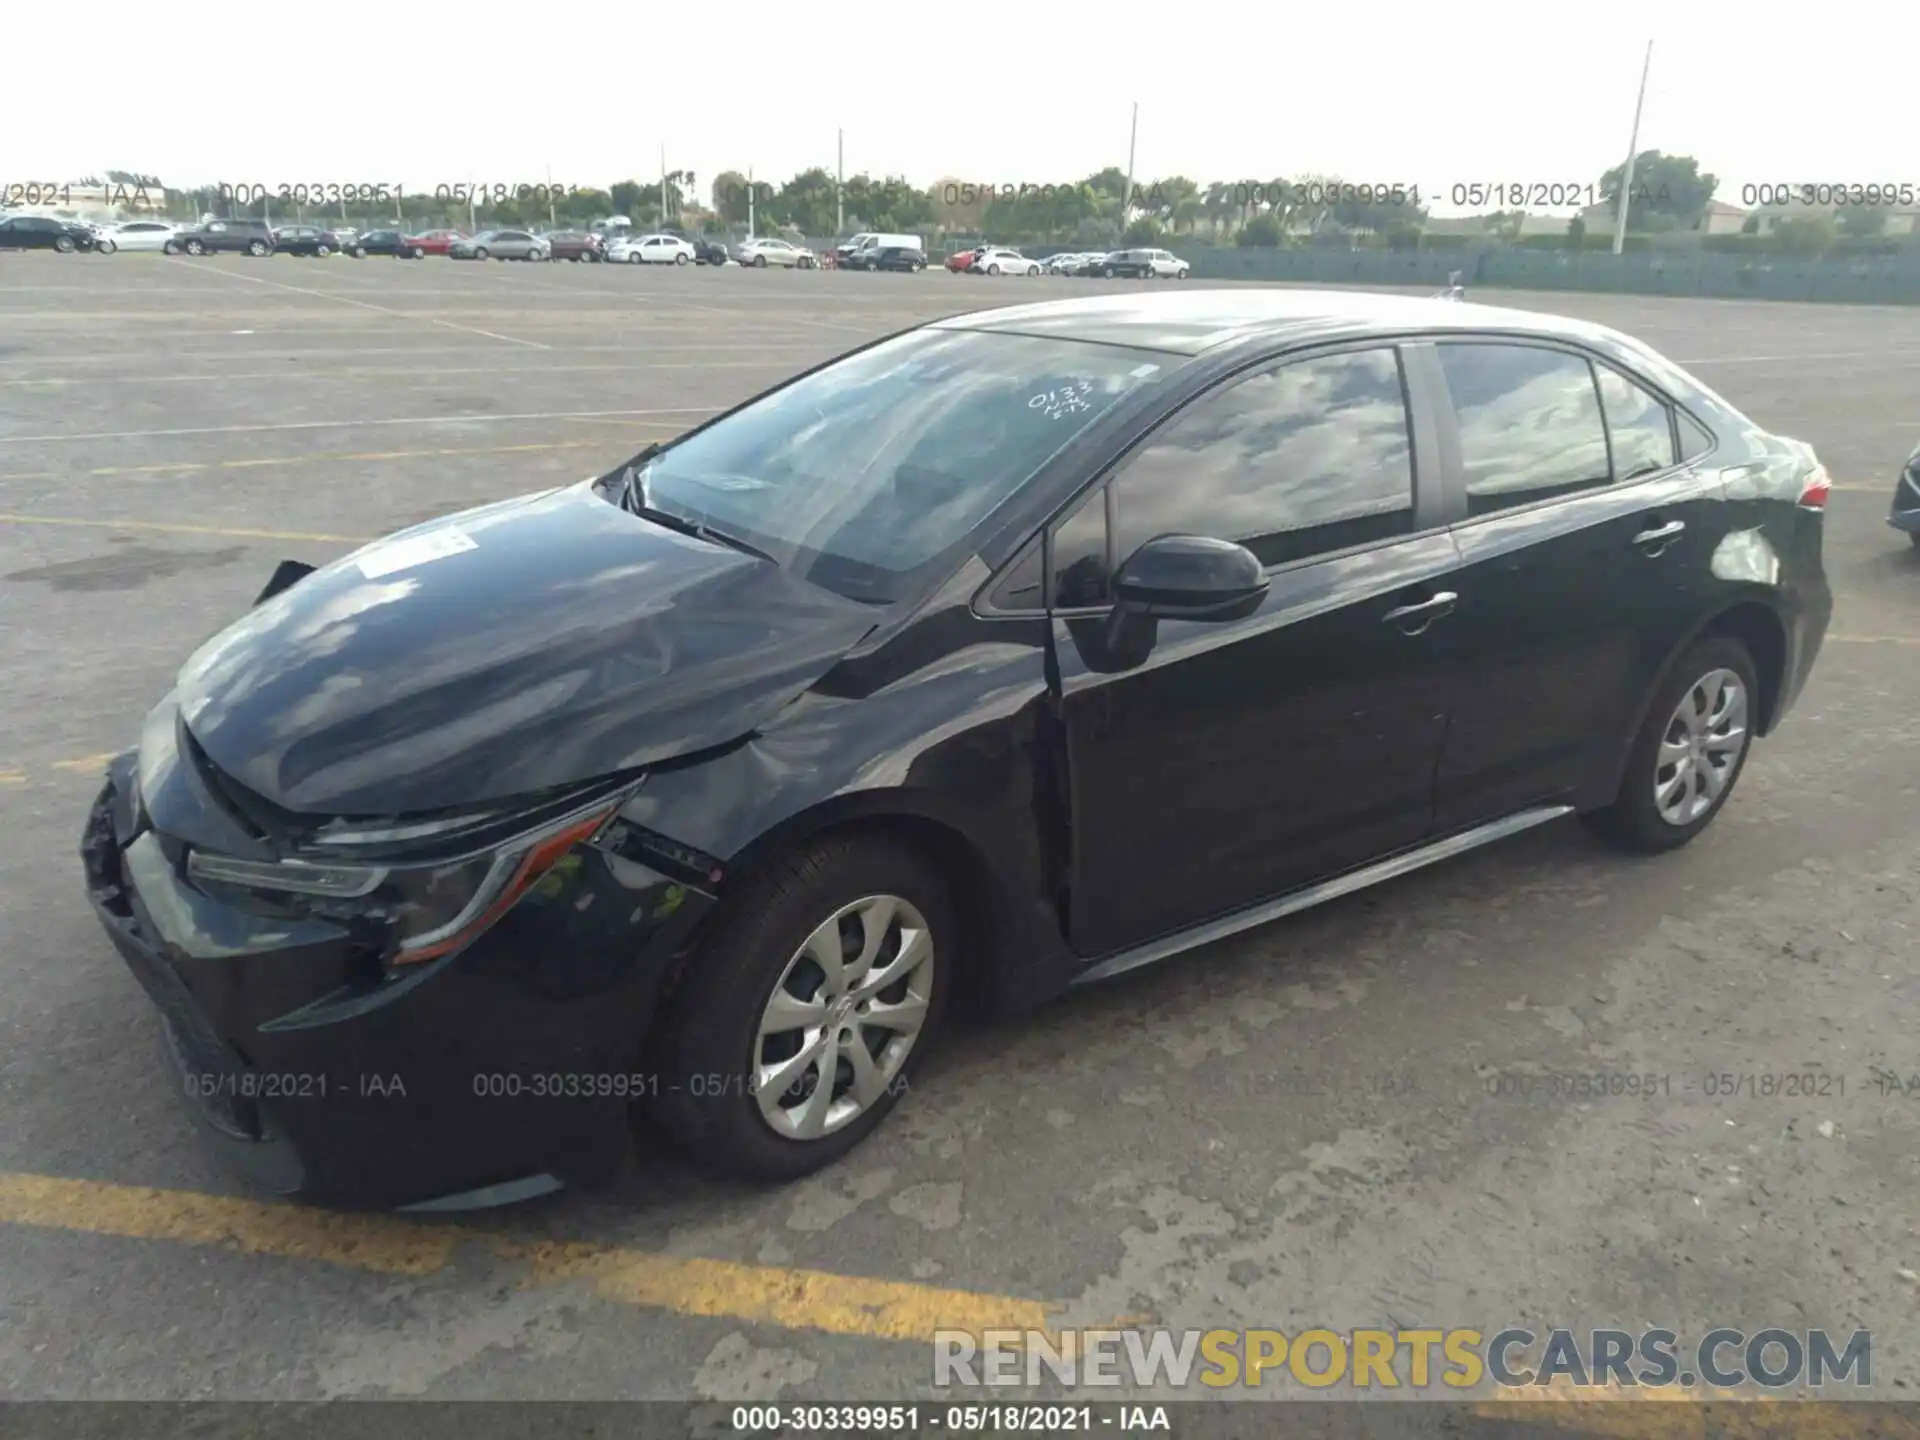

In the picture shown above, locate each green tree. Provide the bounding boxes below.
[929,176,992,233]
[1836,205,1887,238]
[1239,213,1283,247]
[710,171,751,224]
[1122,216,1164,245]
[1567,212,1587,244]
[775,167,837,235]
[1597,151,1716,228]
[1770,216,1837,255]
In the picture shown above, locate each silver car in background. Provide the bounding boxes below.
[448,229,552,261]
[95,220,180,254]
[731,237,817,269]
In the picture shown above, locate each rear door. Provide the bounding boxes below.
[1053,343,1460,957]
[1418,338,1725,830]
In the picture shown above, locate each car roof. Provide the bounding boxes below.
[930,286,1623,357]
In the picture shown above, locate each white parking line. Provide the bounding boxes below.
[0,407,718,445]
[163,259,555,350]
[0,359,802,387]
[1673,348,1920,365]
[0,341,835,367]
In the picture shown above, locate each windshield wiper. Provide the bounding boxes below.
[615,448,776,564]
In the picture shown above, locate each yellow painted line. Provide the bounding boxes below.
[1827,633,1920,646]
[1469,1378,1918,1438]
[82,437,607,478]
[0,1173,458,1276]
[0,1172,1059,1345]
[0,770,26,787]
[510,1236,1057,1343]
[52,752,124,774]
[0,513,370,544]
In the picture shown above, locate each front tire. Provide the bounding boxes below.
[248,240,269,256]
[185,240,206,256]
[474,247,489,260]
[628,251,644,264]
[411,246,426,259]
[649,834,952,1181]
[96,238,116,254]
[1584,635,1758,853]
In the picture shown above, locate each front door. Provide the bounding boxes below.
[1054,344,1460,958]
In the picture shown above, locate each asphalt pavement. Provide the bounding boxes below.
[1,252,1916,1421]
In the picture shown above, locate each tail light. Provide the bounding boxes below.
[1797,465,1832,510]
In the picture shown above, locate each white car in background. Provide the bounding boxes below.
[95,220,179,254]
[606,233,697,265]
[969,246,1042,276]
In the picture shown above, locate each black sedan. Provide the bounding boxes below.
[346,229,417,258]
[81,289,1833,1209]
[1890,441,1920,547]
[271,225,342,257]
[0,214,99,252]
[859,245,926,273]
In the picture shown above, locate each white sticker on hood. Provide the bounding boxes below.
[355,527,477,580]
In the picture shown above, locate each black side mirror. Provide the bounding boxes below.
[1112,534,1269,623]
[254,559,315,606]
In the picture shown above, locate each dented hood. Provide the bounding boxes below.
[176,483,876,815]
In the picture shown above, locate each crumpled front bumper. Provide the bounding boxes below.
[80,734,715,1211]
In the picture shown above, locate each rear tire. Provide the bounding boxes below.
[411,246,426,258]
[675,252,688,265]
[1583,635,1758,854]
[248,240,268,256]
[185,240,205,256]
[648,834,952,1181]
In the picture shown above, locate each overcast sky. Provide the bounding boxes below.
[8,3,1911,213]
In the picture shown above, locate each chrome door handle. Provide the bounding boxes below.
[1633,519,1686,551]
[1381,591,1458,634]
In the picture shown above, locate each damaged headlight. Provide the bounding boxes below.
[186,780,639,964]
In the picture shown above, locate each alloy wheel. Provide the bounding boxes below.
[753,894,935,1141]
[1653,668,1749,826]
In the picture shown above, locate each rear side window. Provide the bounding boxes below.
[1437,343,1611,516]
[1595,365,1678,479]
[1110,347,1416,568]
[1678,412,1716,461]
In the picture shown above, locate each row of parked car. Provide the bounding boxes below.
[944,244,1191,278]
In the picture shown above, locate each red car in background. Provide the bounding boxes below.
[401,229,467,257]
[946,247,983,272]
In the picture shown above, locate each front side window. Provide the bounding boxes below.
[1110,347,1417,568]
[1437,343,1611,515]
[628,329,1164,603]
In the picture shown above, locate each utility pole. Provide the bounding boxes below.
[660,145,668,228]
[836,128,845,235]
[547,164,556,230]
[1121,101,1138,217]
[1612,40,1653,256]
[748,165,755,239]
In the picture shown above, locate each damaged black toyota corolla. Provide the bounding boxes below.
[82,290,1832,1210]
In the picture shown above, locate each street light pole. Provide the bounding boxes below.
[1121,101,1138,217]
[748,165,755,240]
[836,129,845,236]
[1612,40,1654,256]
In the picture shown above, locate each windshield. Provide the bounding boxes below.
[623,328,1164,603]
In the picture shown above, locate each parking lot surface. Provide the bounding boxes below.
[2,253,1917,1407]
